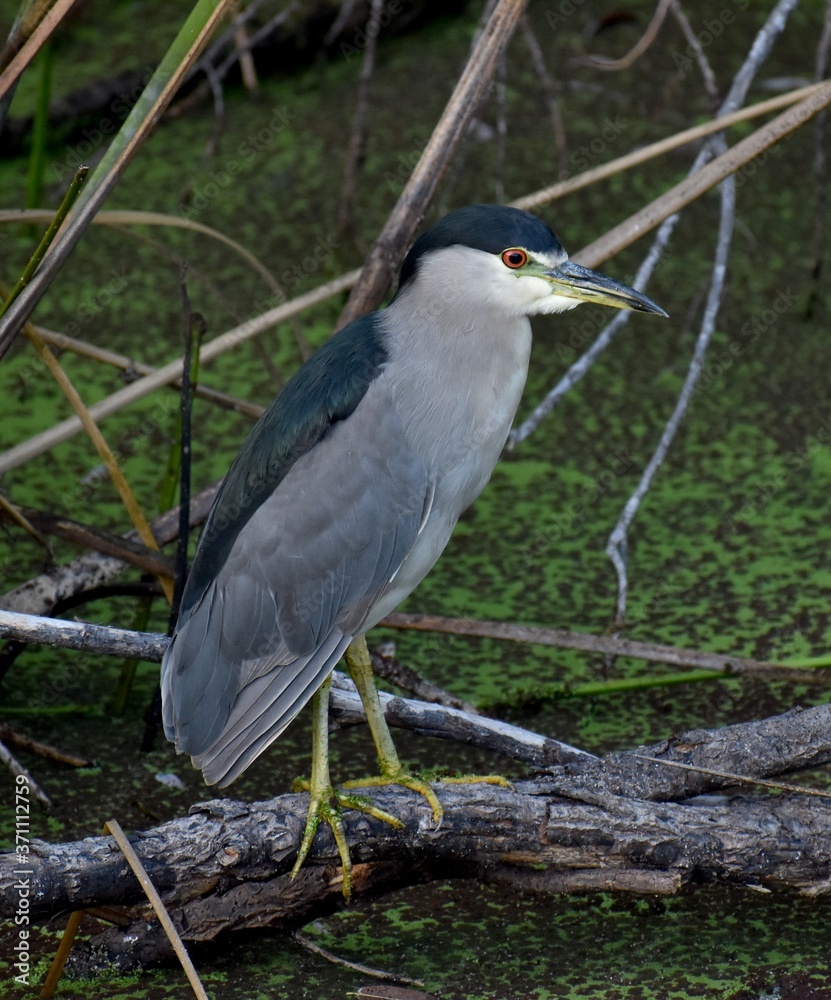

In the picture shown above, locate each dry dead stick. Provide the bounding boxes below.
[0,610,170,661]
[513,82,824,213]
[0,495,51,552]
[0,207,283,295]
[518,12,568,176]
[293,930,425,987]
[0,503,175,578]
[0,740,52,807]
[338,0,384,237]
[40,909,83,999]
[41,820,208,1000]
[233,18,259,95]
[338,0,527,326]
[577,0,671,71]
[0,481,221,617]
[381,612,829,685]
[0,722,90,767]
[22,322,174,603]
[104,819,208,999]
[370,646,479,714]
[632,755,831,800]
[0,0,78,95]
[354,989,437,1000]
[34,324,264,418]
[577,79,831,269]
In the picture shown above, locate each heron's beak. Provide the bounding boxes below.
[543,259,668,316]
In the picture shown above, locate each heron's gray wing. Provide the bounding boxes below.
[178,312,389,611]
[162,375,433,786]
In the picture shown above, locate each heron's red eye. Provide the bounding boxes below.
[501,249,527,269]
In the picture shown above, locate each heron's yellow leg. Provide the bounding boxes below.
[292,674,402,900]
[342,637,512,818]
[291,676,351,893]
[341,636,445,821]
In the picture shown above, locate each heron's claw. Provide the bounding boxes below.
[342,767,444,824]
[336,789,405,829]
[291,777,404,900]
[435,772,513,789]
[342,769,512,828]
[291,776,351,895]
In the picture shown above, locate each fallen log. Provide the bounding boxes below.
[2,704,830,970]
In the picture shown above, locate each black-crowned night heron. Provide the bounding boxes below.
[161,203,666,894]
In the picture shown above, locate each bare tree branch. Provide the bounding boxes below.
[0,482,220,615]
[382,612,830,685]
[338,0,385,237]
[606,170,736,624]
[668,0,718,100]
[575,0,672,72]
[337,0,528,327]
[603,0,799,624]
[518,13,567,177]
[0,504,175,578]
[0,609,590,767]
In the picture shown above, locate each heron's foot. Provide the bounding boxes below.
[291,775,350,895]
[342,766,445,824]
[291,777,403,899]
[423,769,514,819]
[431,771,513,790]
[343,769,514,829]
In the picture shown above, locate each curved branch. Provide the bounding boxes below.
[575,0,672,72]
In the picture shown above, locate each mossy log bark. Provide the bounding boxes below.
[2,705,830,970]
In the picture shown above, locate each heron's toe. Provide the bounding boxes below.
[342,768,444,824]
[291,777,352,898]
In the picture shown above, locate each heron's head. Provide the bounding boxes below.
[396,203,667,320]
